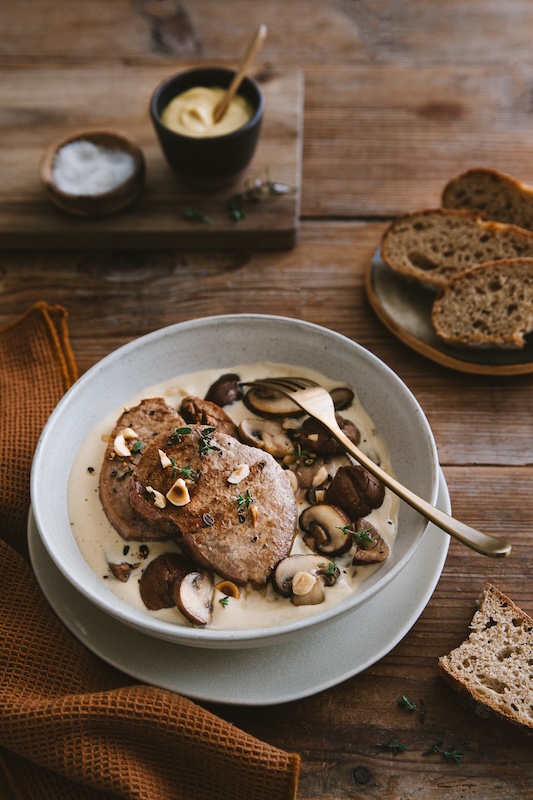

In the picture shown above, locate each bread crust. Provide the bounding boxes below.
[380,208,533,289]
[438,583,533,732]
[442,167,533,232]
[430,257,533,349]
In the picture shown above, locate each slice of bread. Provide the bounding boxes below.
[431,257,533,349]
[380,208,533,289]
[442,168,533,232]
[439,583,533,732]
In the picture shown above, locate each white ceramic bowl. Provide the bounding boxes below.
[31,314,439,649]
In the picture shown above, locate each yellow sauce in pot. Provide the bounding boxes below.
[161,86,254,138]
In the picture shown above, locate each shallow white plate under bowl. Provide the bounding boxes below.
[28,469,449,707]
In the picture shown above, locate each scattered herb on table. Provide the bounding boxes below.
[377,738,408,755]
[183,207,213,225]
[397,694,426,722]
[423,741,463,763]
[228,170,294,221]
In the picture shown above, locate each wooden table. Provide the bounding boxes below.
[2,2,533,797]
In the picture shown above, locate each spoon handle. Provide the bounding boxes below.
[213,24,268,123]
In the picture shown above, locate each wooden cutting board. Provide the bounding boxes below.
[0,64,303,249]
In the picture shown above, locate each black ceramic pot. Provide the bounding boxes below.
[150,67,264,190]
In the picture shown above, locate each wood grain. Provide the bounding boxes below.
[0,65,303,249]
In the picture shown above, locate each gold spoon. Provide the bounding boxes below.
[213,24,268,123]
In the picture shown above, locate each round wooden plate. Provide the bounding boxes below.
[366,248,533,376]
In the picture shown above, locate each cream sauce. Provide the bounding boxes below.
[68,362,398,630]
[161,86,253,137]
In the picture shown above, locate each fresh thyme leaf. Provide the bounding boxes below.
[219,596,229,608]
[131,440,144,454]
[398,694,418,712]
[354,527,374,545]
[423,741,462,763]
[237,490,254,509]
[198,427,221,455]
[177,463,199,480]
[378,738,407,755]
[397,694,426,721]
[317,561,337,576]
[168,426,193,445]
[117,468,133,482]
[183,207,213,225]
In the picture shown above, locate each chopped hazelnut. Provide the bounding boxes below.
[166,477,191,506]
[145,485,167,509]
[227,463,250,484]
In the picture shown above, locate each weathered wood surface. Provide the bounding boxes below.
[0,65,303,248]
[1,2,533,798]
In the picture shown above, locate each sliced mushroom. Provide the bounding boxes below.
[351,519,390,565]
[299,413,360,455]
[330,386,355,411]
[139,553,194,610]
[238,418,294,458]
[243,385,304,418]
[204,373,242,407]
[326,464,385,518]
[272,554,340,606]
[174,569,215,626]
[299,503,354,556]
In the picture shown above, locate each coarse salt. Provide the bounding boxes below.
[52,139,136,196]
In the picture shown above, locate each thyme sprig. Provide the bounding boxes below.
[229,171,293,221]
[237,490,254,509]
[423,741,463,763]
[198,426,221,455]
[377,738,407,755]
[397,694,426,722]
[175,463,199,481]
[168,426,193,445]
[183,207,213,225]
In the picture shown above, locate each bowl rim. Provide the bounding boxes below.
[149,65,265,141]
[31,313,440,648]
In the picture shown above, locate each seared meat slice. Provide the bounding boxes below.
[179,395,239,437]
[129,426,298,586]
[99,397,185,541]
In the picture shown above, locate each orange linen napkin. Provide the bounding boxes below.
[0,302,300,800]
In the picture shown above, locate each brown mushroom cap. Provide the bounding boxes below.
[326,464,385,519]
[204,373,242,407]
[139,552,194,610]
[299,413,360,455]
[352,519,390,565]
[299,503,354,556]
